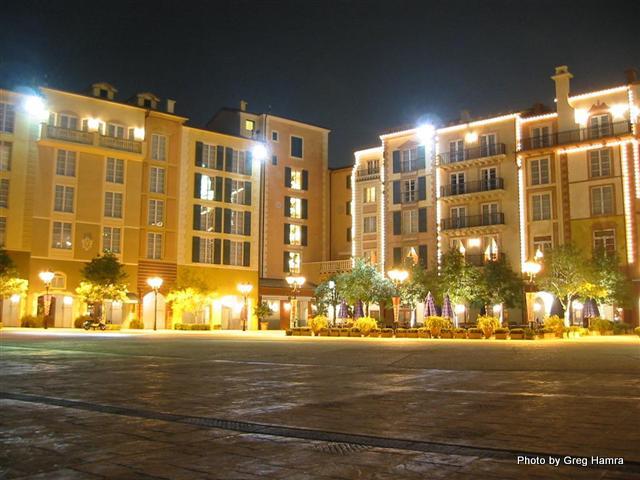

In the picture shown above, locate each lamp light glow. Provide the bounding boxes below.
[133,127,145,140]
[10,294,21,304]
[147,276,163,289]
[39,270,55,284]
[465,132,478,143]
[24,96,48,120]
[416,124,435,146]
[252,144,268,162]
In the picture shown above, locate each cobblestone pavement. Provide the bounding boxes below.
[1,330,639,479]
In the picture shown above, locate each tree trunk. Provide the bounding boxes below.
[564,296,571,327]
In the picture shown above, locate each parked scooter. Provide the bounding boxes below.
[83,317,107,331]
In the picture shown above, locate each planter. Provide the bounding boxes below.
[350,329,362,337]
[417,330,430,339]
[510,333,524,340]
[537,332,555,340]
[406,329,418,338]
[468,332,484,339]
[317,328,329,337]
[292,328,301,336]
[440,331,453,339]
[329,328,341,337]
[494,333,509,340]
[300,328,312,336]
[259,321,269,331]
[453,332,466,339]
[285,329,293,336]
[395,329,407,338]
[380,329,393,338]
[369,329,381,337]
[339,329,351,337]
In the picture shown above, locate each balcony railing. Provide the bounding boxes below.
[437,143,506,165]
[355,168,380,181]
[441,212,505,230]
[41,124,143,154]
[319,259,353,275]
[464,253,505,266]
[519,121,632,151]
[440,178,504,197]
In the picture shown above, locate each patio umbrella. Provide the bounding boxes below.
[424,291,437,317]
[354,300,364,319]
[337,300,349,319]
[583,298,600,319]
[441,295,454,320]
[549,296,564,318]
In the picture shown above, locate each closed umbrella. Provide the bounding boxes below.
[354,300,364,320]
[441,294,454,320]
[582,298,597,319]
[549,296,564,318]
[424,291,437,317]
[337,300,349,320]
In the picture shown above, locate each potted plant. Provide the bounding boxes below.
[369,328,381,338]
[543,315,565,338]
[406,328,419,338]
[350,327,361,337]
[309,315,328,336]
[417,327,431,339]
[380,328,393,338]
[300,327,312,336]
[254,301,273,331]
[453,327,466,339]
[524,327,536,340]
[440,328,453,339]
[476,315,500,338]
[329,327,341,337]
[494,327,509,340]
[395,328,407,338]
[339,327,351,337]
[467,327,483,339]
[354,317,378,337]
[285,329,293,336]
[510,328,524,340]
[424,316,451,338]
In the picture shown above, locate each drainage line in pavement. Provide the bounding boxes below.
[2,391,638,474]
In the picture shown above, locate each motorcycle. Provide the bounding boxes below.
[83,318,107,331]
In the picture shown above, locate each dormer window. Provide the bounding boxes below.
[91,82,117,100]
[99,89,109,99]
[143,99,152,108]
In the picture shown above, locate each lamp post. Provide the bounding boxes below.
[237,283,253,331]
[328,280,338,326]
[387,269,408,330]
[285,275,305,328]
[147,277,163,331]
[522,254,542,328]
[39,270,55,329]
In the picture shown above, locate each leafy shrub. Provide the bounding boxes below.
[452,327,466,333]
[350,327,361,337]
[128,319,144,329]
[524,328,536,339]
[612,323,631,335]
[105,324,121,330]
[635,326,640,337]
[354,317,378,336]
[590,318,613,335]
[544,315,565,336]
[424,316,452,337]
[74,315,93,328]
[309,315,329,335]
[567,326,589,337]
[476,315,500,337]
[21,315,44,328]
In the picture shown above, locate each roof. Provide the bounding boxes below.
[213,107,331,132]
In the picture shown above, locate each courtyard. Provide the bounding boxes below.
[0,330,639,479]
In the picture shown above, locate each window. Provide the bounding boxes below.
[589,149,611,178]
[450,206,467,228]
[148,199,164,226]
[271,131,279,142]
[532,193,551,221]
[286,251,301,273]
[589,114,611,139]
[201,143,216,168]
[346,201,351,215]
[289,224,301,245]
[149,167,165,193]
[481,203,499,224]
[449,140,464,162]
[290,170,302,190]
[450,172,465,195]
[402,179,416,203]
[58,114,78,130]
[197,206,216,232]
[0,142,11,171]
[106,123,125,138]
[290,197,302,219]
[52,222,72,249]
[533,235,553,253]
[56,150,76,177]
[229,210,246,235]
[197,237,217,264]
[54,185,74,213]
[0,179,8,208]
[363,216,376,234]
[229,241,245,266]
[363,186,376,203]
[402,210,418,234]
[591,185,614,215]
[366,160,379,174]
[229,150,249,175]
[198,174,218,201]
[363,250,377,264]
[0,103,16,133]
[531,126,551,148]
[102,226,121,253]
[106,158,124,184]
[0,217,5,246]
[272,155,278,166]
[147,233,162,259]
[346,175,351,189]
[530,158,549,185]
[480,133,497,156]
[51,273,66,289]
[229,180,247,204]
[245,120,255,132]
[291,136,303,158]
[593,229,615,254]
[401,147,419,171]
[346,227,351,242]
[104,192,123,218]
[151,134,167,161]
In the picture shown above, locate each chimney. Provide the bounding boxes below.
[625,68,638,84]
[551,65,575,130]
[166,99,176,114]
[460,110,471,123]
[240,100,248,112]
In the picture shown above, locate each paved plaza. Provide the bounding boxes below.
[1,329,639,479]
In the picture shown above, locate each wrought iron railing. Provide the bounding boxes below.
[519,121,632,151]
[355,168,380,181]
[441,212,504,230]
[440,178,504,197]
[437,143,506,165]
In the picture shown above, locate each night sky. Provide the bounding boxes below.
[1,0,638,167]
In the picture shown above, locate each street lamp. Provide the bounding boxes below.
[387,269,408,330]
[39,270,55,329]
[522,258,542,327]
[147,276,163,331]
[285,275,305,328]
[328,280,338,326]
[237,283,253,331]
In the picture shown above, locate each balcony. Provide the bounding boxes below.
[440,178,504,197]
[519,121,632,151]
[464,253,505,266]
[319,259,353,275]
[437,143,506,165]
[355,168,380,182]
[41,124,143,154]
[441,212,505,231]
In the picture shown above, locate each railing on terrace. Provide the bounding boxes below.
[41,124,143,154]
[463,253,505,266]
[355,168,380,181]
[440,178,504,197]
[519,121,632,151]
[319,259,353,275]
[441,212,505,230]
[437,143,506,165]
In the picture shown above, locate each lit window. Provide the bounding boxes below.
[52,222,72,249]
[199,174,217,201]
[104,192,123,218]
[532,193,551,221]
[363,186,376,203]
[0,142,11,171]
[229,180,247,204]
[0,179,9,208]
[147,233,162,259]
[245,120,255,132]
[197,205,216,232]
[151,134,167,161]
[103,226,121,253]
[402,210,418,234]
[363,216,376,233]
[289,224,301,245]
[593,229,615,254]
[229,210,246,235]
[363,250,377,264]
[51,272,66,289]
[0,103,16,133]
[589,149,611,178]
[533,235,552,253]
[287,251,301,273]
[148,199,164,226]
[591,185,614,215]
[149,167,165,193]
[290,170,302,190]
[290,198,302,218]
[530,158,550,185]
[106,158,124,184]
[197,237,217,264]
[56,150,76,177]
[54,185,74,213]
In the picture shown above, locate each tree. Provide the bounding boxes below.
[76,252,128,319]
[335,259,392,315]
[537,244,594,326]
[589,249,631,308]
[439,250,483,307]
[166,287,214,324]
[0,249,29,321]
[479,256,524,310]
[314,277,337,317]
[401,264,440,311]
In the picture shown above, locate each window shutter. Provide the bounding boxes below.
[195,141,203,167]
[244,211,251,236]
[284,196,291,217]
[224,178,232,203]
[243,242,251,267]
[418,207,427,232]
[215,177,223,201]
[393,211,401,235]
[284,224,290,244]
[193,205,202,230]
[194,173,202,199]
[223,239,231,265]
[393,247,402,266]
[214,239,222,264]
[244,181,252,206]
[418,176,426,201]
[223,208,231,233]
[301,225,308,246]
[417,145,426,170]
[245,150,253,175]
[192,237,200,263]
[216,146,224,170]
[225,147,234,172]
[302,199,308,219]
[284,167,292,187]
[393,181,401,204]
[418,245,428,268]
[215,207,222,232]
[283,252,290,273]
[392,150,401,173]
[301,170,309,190]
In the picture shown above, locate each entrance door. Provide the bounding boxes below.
[142,292,166,329]
[480,133,497,157]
